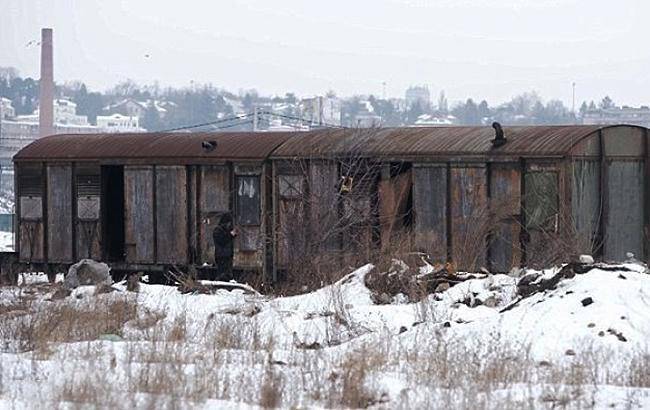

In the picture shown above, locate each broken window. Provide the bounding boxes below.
[279,175,303,199]
[525,172,558,231]
[236,175,260,226]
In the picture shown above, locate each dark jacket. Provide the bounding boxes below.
[213,214,234,258]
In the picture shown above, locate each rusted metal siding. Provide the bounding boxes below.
[124,166,155,263]
[450,166,488,271]
[570,160,601,255]
[271,125,617,159]
[14,132,296,162]
[604,161,644,261]
[198,165,230,265]
[488,165,521,272]
[46,164,73,262]
[412,165,447,262]
[155,166,188,264]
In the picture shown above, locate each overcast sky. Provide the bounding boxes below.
[1,0,649,106]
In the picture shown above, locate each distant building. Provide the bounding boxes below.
[412,114,456,127]
[352,100,382,128]
[17,98,89,126]
[265,118,309,132]
[405,85,430,109]
[104,98,171,122]
[96,113,144,133]
[301,96,342,127]
[0,98,103,168]
[582,106,650,128]
[0,98,15,120]
[0,120,102,168]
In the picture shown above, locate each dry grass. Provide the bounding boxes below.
[0,279,648,409]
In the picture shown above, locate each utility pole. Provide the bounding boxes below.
[253,106,258,131]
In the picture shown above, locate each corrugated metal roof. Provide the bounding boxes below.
[270,125,612,158]
[14,125,643,163]
[14,132,297,162]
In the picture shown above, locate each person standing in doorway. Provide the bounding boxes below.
[213,213,237,280]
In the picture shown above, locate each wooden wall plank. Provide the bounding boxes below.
[570,160,601,255]
[124,166,154,263]
[156,166,188,264]
[605,161,644,260]
[198,165,230,265]
[450,166,487,271]
[412,166,447,262]
[489,165,521,272]
[47,164,73,262]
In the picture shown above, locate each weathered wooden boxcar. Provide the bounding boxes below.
[268,124,650,274]
[12,124,649,280]
[13,132,295,279]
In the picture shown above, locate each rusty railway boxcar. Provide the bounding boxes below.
[13,132,295,280]
[11,124,650,282]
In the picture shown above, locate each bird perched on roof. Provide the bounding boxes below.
[491,121,507,148]
[202,140,217,152]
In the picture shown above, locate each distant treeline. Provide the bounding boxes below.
[0,66,618,129]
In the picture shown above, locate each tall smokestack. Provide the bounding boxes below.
[39,28,54,138]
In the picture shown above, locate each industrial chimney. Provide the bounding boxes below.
[38,28,54,138]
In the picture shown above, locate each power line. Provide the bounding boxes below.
[158,112,256,132]
[260,111,347,129]
[158,109,346,133]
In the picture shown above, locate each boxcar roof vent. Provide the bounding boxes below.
[201,140,217,152]
[491,122,507,148]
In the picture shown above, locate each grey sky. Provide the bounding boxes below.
[1,0,649,106]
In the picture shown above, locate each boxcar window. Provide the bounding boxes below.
[237,175,260,226]
[279,175,303,199]
[525,172,558,230]
[76,167,101,220]
[18,165,43,220]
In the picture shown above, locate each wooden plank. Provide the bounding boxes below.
[524,170,560,267]
[17,164,44,262]
[198,165,230,265]
[489,165,521,272]
[47,164,73,262]
[604,160,644,261]
[309,161,340,251]
[155,166,188,264]
[124,166,154,263]
[570,160,601,255]
[412,166,447,262]
[450,166,487,271]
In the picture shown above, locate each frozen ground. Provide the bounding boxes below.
[0,261,649,409]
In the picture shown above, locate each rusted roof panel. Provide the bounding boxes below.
[14,125,644,163]
[270,125,612,158]
[14,132,297,162]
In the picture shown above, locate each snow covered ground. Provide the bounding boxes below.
[0,231,14,252]
[0,261,649,409]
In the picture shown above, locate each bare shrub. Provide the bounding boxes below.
[259,367,283,409]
